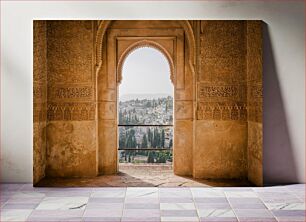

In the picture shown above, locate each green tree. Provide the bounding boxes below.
[147,151,155,163]
[141,134,148,148]
[161,129,165,148]
[169,138,173,148]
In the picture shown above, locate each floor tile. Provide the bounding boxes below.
[122,217,161,222]
[125,203,160,209]
[265,202,305,210]
[160,203,196,210]
[91,188,126,198]
[86,202,123,209]
[225,191,258,198]
[196,203,231,209]
[159,188,192,198]
[83,209,123,217]
[198,209,235,217]
[44,190,91,197]
[0,209,32,221]
[125,197,159,203]
[126,187,158,198]
[89,197,125,203]
[2,203,39,209]
[29,209,84,217]
[236,218,277,222]
[272,209,305,217]
[36,196,88,210]
[161,209,198,217]
[194,197,228,203]
[160,197,194,203]
[161,216,199,222]
[200,217,238,222]
[83,217,121,222]
[122,209,160,217]
[227,198,263,204]
[27,217,83,221]
[191,188,225,197]
[234,209,274,218]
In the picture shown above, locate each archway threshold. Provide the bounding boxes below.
[35,165,252,187]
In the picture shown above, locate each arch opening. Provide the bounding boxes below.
[118,46,174,172]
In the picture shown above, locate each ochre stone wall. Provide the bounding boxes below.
[45,21,97,178]
[246,21,263,186]
[194,21,248,179]
[33,21,47,184]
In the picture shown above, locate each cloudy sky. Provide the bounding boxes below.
[119,47,174,98]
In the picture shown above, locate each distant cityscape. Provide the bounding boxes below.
[118,95,173,164]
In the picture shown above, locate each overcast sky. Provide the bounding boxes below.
[119,47,174,98]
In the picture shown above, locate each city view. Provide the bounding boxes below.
[118,95,173,164]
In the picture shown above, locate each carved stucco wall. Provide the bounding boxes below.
[45,21,97,178]
[33,21,47,184]
[195,21,249,180]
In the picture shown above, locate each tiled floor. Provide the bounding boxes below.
[0,184,305,222]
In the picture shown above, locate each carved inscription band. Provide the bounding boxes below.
[48,86,94,101]
[200,85,238,98]
[197,102,247,121]
[47,103,96,121]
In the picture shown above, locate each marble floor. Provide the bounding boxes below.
[0,184,305,222]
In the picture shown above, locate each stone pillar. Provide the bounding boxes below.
[33,20,47,184]
[194,21,248,179]
[246,21,263,186]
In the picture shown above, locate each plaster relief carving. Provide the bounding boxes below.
[199,57,245,83]
[48,85,94,101]
[200,21,245,58]
[47,103,96,121]
[47,21,94,83]
[197,102,247,121]
[198,83,246,102]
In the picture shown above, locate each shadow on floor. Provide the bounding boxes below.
[36,165,253,187]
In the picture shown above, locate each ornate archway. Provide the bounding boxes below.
[96,20,196,176]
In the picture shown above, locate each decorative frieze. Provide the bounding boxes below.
[47,103,96,121]
[197,102,247,121]
[198,83,246,102]
[48,85,94,101]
